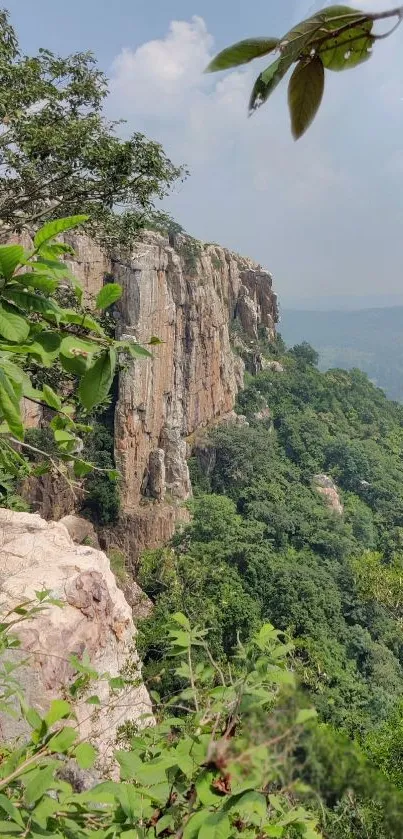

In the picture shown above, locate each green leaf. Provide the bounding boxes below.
[60,352,89,376]
[42,384,62,411]
[45,699,72,726]
[115,750,142,781]
[54,429,76,444]
[34,215,89,248]
[4,288,61,317]
[36,331,61,354]
[25,706,43,730]
[60,334,97,357]
[15,272,58,294]
[28,258,72,279]
[109,676,126,690]
[171,612,191,630]
[86,695,101,706]
[78,348,117,411]
[227,790,267,820]
[24,764,57,804]
[58,309,105,336]
[36,242,75,259]
[116,784,142,820]
[183,810,207,839]
[156,814,174,835]
[73,459,94,478]
[206,37,279,72]
[0,820,22,832]
[47,725,77,753]
[295,708,318,725]
[75,742,97,770]
[0,368,23,439]
[196,770,222,806]
[0,356,31,391]
[0,794,23,826]
[0,302,30,342]
[199,813,231,839]
[269,794,284,814]
[118,340,152,359]
[319,23,373,72]
[96,283,122,310]
[0,245,24,280]
[288,56,325,139]
[249,57,284,113]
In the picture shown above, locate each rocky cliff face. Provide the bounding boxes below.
[112,233,278,511]
[21,230,278,557]
[0,510,153,765]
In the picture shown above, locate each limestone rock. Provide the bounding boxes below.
[12,229,278,557]
[0,510,153,762]
[60,514,100,548]
[114,232,278,511]
[261,359,284,373]
[21,472,77,521]
[254,406,272,422]
[147,449,166,501]
[314,474,343,515]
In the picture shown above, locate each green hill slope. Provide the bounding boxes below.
[138,342,403,835]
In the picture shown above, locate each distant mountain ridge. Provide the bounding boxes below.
[280,306,403,402]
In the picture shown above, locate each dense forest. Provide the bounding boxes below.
[138,336,403,835]
[281,307,403,402]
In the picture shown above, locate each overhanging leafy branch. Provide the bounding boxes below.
[206,5,403,138]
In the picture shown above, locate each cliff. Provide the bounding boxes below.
[26,230,279,559]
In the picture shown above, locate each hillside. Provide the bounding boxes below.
[280,306,403,402]
[138,338,403,834]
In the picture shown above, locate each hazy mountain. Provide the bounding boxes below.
[280,306,403,402]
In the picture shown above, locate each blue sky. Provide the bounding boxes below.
[6,1,403,307]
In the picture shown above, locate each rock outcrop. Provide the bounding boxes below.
[314,474,344,515]
[17,230,278,559]
[0,510,153,763]
[113,233,278,511]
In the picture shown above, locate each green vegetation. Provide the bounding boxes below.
[0,599,341,838]
[206,5,402,138]
[0,215,152,508]
[179,236,203,276]
[0,10,183,246]
[139,342,403,835]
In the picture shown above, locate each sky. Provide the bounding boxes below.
[5,0,403,308]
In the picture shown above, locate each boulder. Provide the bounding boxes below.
[0,510,153,765]
[314,474,343,515]
[59,514,100,548]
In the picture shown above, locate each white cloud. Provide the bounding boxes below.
[111,16,212,118]
[108,12,403,302]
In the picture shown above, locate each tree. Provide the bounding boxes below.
[289,343,319,368]
[0,10,184,244]
[206,5,403,138]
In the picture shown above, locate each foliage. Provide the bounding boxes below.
[0,215,149,506]
[179,236,203,276]
[206,5,403,138]
[80,403,120,525]
[140,344,403,756]
[0,10,184,245]
[0,604,329,838]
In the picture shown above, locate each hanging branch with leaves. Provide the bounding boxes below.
[206,4,403,139]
